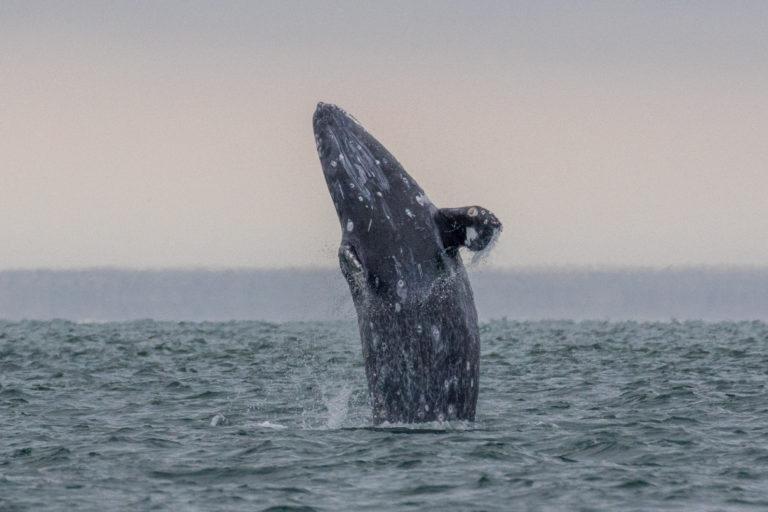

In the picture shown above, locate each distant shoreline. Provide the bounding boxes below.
[1,267,767,322]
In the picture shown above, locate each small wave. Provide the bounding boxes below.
[210,414,228,427]
[256,421,287,430]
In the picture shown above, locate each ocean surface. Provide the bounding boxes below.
[2,320,767,511]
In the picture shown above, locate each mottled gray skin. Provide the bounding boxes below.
[313,103,501,424]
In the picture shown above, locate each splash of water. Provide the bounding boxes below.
[469,227,501,267]
[323,384,353,429]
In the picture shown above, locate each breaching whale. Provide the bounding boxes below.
[313,103,501,424]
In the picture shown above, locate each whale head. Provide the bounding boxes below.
[313,102,444,295]
[313,102,501,301]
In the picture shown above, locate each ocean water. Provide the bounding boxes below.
[1,320,767,511]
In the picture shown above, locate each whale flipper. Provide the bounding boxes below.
[436,206,503,252]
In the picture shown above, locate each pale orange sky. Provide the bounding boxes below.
[2,1,767,268]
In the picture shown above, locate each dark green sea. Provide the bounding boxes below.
[2,320,767,511]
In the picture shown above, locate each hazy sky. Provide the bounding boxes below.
[2,1,767,268]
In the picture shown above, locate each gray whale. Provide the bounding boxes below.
[313,103,501,424]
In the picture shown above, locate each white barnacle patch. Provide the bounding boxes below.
[431,325,441,342]
[394,303,402,313]
[465,226,478,246]
[416,324,423,334]
[346,220,354,232]
[447,404,456,417]
[375,159,380,165]
[358,196,363,202]
[466,361,470,371]
[376,191,383,197]
[405,208,415,219]
[345,248,362,269]
[396,279,407,300]
[467,207,478,217]
[330,160,337,167]
[415,193,428,207]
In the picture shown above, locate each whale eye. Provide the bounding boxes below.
[467,207,478,217]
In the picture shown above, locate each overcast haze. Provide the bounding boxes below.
[2,1,767,269]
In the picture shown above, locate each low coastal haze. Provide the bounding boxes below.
[2,1,768,269]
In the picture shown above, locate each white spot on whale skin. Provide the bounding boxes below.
[376,191,383,197]
[415,193,429,206]
[394,303,402,313]
[367,219,372,232]
[396,279,408,300]
[466,361,470,371]
[465,226,478,246]
[405,208,415,219]
[375,159,380,165]
[330,160,337,167]
[431,325,441,341]
[358,196,363,202]
[346,220,354,232]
